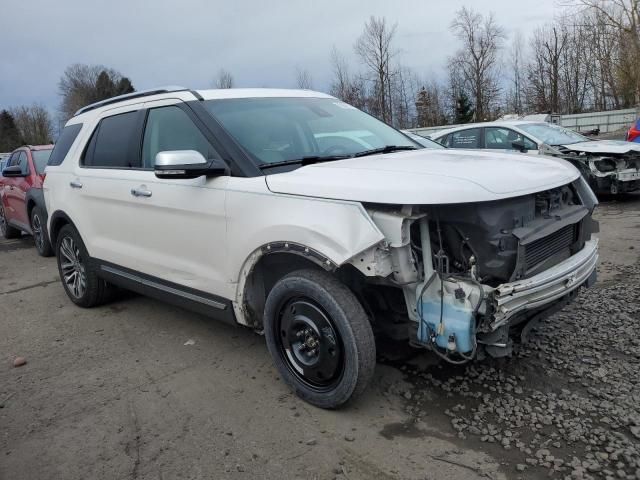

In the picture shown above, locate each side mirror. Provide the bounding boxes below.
[154,150,229,179]
[511,141,527,153]
[2,165,27,177]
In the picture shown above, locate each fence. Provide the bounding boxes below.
[409,107,639,137]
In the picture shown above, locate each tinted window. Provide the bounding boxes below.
[448,129,481,148]
[48,123,83,166]
[142,106,216,168]
[484,127,538,151]
[32,150,52,174]
[85,112,140,168]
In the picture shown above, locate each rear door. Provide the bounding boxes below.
[443,128,483,150]
[70,106,146,268]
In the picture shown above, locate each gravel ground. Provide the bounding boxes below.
[0,194,638,480]
[387,194,640,480]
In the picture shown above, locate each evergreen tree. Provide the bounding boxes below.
[455,92,474,123]
[0,110,22,152]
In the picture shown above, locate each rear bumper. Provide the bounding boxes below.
[491,238,598,329]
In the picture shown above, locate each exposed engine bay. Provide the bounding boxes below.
[348,177,599,363]
[542,144,640,195]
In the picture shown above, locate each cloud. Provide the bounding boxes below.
[0,0,558,117]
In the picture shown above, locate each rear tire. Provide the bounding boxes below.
[0,203,21,239]
[31,206,53,257]
[55,224,113,307]
[264,269,376,409]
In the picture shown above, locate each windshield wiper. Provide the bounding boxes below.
[353,145,417,158]
[258,155,350,170]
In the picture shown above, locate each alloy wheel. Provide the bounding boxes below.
[32,213,44,251]
[276,297,344,391]
[0,204,6,236]
[59,236,86,299]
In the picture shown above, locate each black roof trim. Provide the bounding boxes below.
[73,86,191,117]
[190,90,204,101]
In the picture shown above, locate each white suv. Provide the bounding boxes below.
[44,87,599,408]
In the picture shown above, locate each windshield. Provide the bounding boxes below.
[518,123,588,146]
[203,97,416,165]
[32,149,52,174]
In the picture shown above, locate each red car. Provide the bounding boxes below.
[627,119,640,143]
[0,145,54,256]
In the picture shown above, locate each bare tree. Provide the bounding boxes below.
[10,104,53,145]
[58,64,135,122]
[505,32,526,114]
[215,69,234,89]
[449,7,505,121]
[565,0,640,103]
[415,79,447,127]
[295,66,313,89]
[329,47,367,110]
[354,16,398,123]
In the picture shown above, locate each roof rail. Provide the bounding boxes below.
[73,86,189,116]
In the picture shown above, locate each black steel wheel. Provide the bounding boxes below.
[264,269,376,409]
[276,297,344,391]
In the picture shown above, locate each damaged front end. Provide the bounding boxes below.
[348,177,599,363]
[543,143,640,195]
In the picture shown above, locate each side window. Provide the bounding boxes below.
[436,134,448,146]
[48,123,83,166]
[142,106,217,168]
[15,152,29,174]
[484,127,538,151]
[449,129,481,148]
[84,111,140,168]
[523,136,538,151]
[7,152,20,167]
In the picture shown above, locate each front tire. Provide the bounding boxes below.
[31,207,53,257]
[264,269,376,409]
[55,224,112,307]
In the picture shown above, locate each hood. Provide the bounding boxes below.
[265,149,580,205]
[561,140,640,155]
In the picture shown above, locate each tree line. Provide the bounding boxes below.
[1,65,135,152]
[2,0,639,152]
[214,1,640,128]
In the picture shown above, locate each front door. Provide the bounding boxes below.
[127,99,229,298]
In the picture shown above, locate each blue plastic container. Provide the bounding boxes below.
[418,300,474,353]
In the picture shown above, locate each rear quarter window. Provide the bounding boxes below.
[449,129,481,148]
[48,123,83,166]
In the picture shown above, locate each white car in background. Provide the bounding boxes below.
[430,120,640,195]
[44,88,598,408]
[402,130,445,149]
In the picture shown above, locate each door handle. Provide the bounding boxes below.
[131,186,152,198]
[70,180,83,189]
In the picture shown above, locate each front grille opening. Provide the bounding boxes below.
[524,224,577,272]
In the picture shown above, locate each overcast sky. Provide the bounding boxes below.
[1,0,561,119]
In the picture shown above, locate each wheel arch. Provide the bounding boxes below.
[233,242,369,329]
[49,210,81,248]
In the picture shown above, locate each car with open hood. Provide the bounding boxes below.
[44,88,599,408]
[430,120,640,195]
